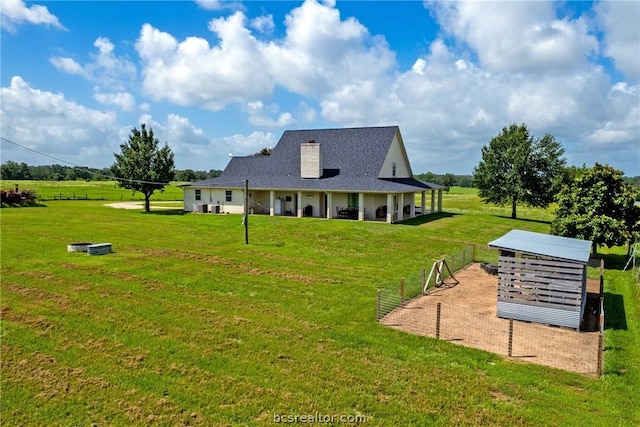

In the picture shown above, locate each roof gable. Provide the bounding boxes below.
[379,131,413,178]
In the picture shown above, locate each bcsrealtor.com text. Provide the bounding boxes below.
[273,412,367,424]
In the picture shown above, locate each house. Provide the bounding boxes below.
[182,126,446,223]
[488,229,593,330]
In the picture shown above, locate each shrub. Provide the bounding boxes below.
[0,188,38,207]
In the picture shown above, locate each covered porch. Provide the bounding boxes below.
[247,188,444,224]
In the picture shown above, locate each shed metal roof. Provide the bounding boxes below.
[487,229,592,264]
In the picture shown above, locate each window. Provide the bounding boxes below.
[392,162,397,177]
[225,190,232,202]
[195,189,201,201]
[348,193,358,207]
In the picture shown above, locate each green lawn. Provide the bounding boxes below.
[1,192,639,425]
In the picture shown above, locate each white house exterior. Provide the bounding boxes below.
[183,126,445,224]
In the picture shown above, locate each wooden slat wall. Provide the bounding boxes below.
[497,255,584,310]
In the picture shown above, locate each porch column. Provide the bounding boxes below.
[358,192,365,221]
[431,190,435,214]
[421,190,426,215]
[438,189,443,212]
[397,193,404,222]
[410,193,416,218]
[326,192,333,219]
[269,190,275,216]
[386,193,394,224]
[297,191,303,218]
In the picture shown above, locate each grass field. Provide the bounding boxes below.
[1,180,186,201]
[1,186,639,425]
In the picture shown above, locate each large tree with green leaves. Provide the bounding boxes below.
[473,123,566,218]
[551,163,640,256]
[110,124,175,212]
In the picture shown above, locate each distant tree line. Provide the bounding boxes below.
[414,172,474,188]
[0,160,221,182]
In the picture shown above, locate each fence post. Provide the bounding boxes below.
[508,318,514,357]
[376,289,381,322]
[598,291,605,376]
[421,268,426,291]
[599,260,604,297]
[400,279,405,306]
[472,244,476,263]
[435,302,441,339]
[597,333,604,376]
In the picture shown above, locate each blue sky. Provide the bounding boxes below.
[1,0,639,175]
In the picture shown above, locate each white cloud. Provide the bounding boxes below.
[49,57,84,75]
[265,0,395,96]
[297,102,317,123]
[318,35,639,174]
[243,101,296,127]
[250,14,275,34]
[130,113,222,169]
[596,1,640,82]
[135,15,273,110]
[0,0,67,31]
[0,76,121,167]
[222,131,277,158]
[135,0,395,111]
[93,90,137,112]
[428,1,598,73]
[50,37,136,90]
[194,0,245,12]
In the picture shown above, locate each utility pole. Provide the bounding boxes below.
[243,179,249,244]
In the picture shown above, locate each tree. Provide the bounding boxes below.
[110,124,175,212]
[473,123,566,218]
[253,147,273,156]
[551,163,640,256]
[0,161,32,180]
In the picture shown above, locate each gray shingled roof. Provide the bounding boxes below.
[187,126,445,192]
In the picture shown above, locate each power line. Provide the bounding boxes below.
[0,136,173,186]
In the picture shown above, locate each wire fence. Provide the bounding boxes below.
[377,247,605,376]
[376,245,475,320]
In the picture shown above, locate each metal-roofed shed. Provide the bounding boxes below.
[488,230,593,329]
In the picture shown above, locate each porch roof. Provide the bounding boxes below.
[187,174,444,193]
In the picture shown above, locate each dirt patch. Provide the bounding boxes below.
[105,201,181,210]
[381,263,601,375]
